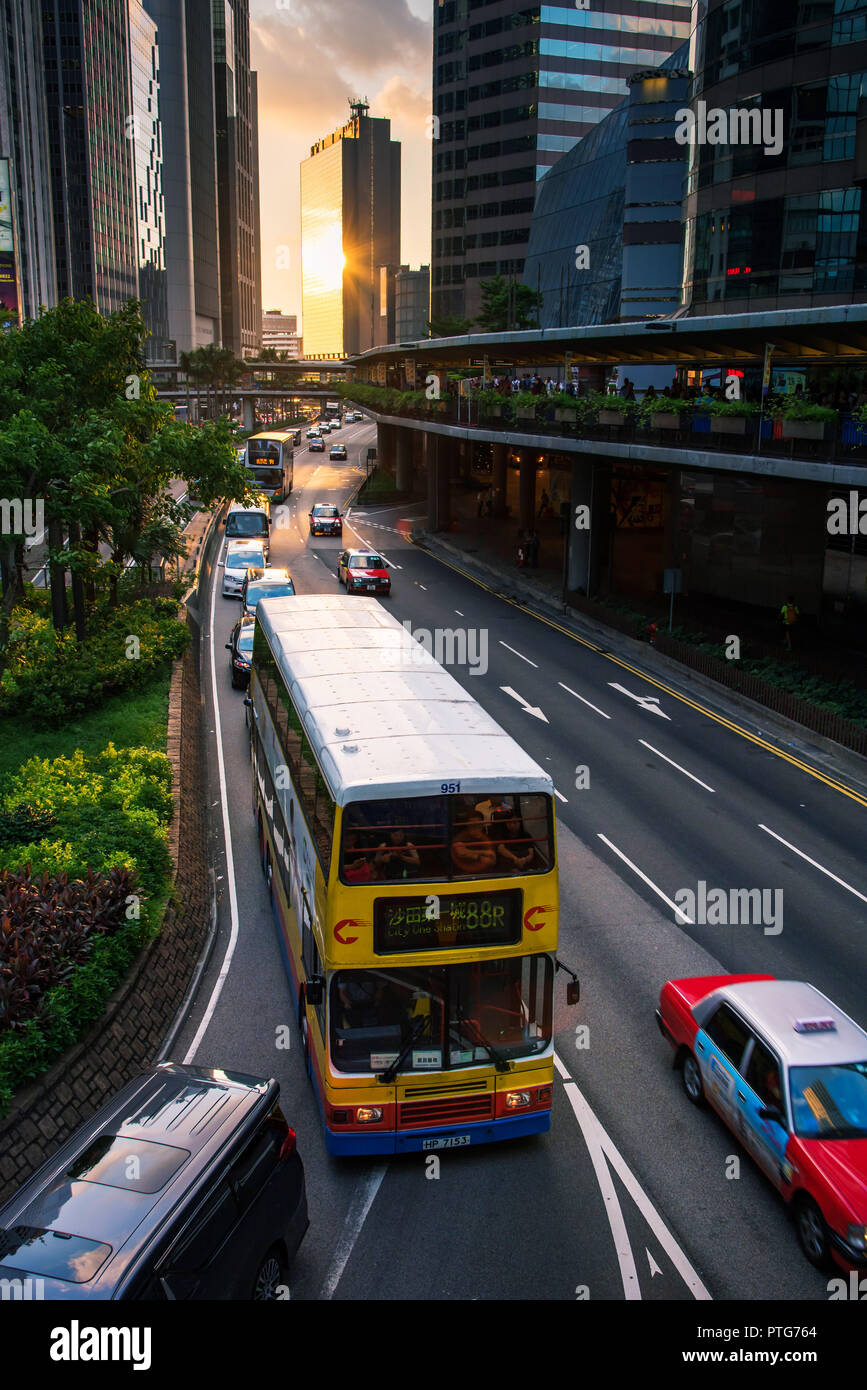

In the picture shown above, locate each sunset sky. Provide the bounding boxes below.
[250,0,433,331]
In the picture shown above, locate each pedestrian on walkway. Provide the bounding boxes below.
[538,489,549,519]
[516,528,526,567]
[780,594,799,650]
[527,528,540,568]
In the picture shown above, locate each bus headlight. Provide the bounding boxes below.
[505,1090,531,1109]
[356,1106,383,1124]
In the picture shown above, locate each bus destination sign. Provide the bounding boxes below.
[373,890,522,954]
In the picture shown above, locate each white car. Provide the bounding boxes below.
[222,539,266,598]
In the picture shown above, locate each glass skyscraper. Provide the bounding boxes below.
[301,102,401,358]
[128,0,168,360]
[431,0,691,322]
[213,0,262,357]
[682,0,867,313]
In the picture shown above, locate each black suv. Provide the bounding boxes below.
[0,1063,308,1300]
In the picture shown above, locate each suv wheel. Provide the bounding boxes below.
[253,1246,288,1300]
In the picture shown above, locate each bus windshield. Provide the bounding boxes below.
[330,956,552,1074]
[340,792,553,884]
[248,466,281,487]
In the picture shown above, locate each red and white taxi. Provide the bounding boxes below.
[337,549,391,596]
[656,974,867,1271]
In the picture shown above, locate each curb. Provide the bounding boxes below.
[155,867,219,1063]
[415,531,867,794]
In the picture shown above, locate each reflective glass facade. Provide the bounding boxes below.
[682,0,867,312]
[523,48,689,325]
[301,108,401,357]
[213,0,261,356]
[128,0,168,360]
[432,0,691,321]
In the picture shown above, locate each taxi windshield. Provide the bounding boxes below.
[314,506,338,516]
[789,1061,867,1139]
[246,580,294,606]
[352,555,384,569]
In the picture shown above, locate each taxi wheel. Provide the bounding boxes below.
[680,1049,705,1107]
[794,1197,832,1270]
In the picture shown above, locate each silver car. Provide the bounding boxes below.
[222,539,266,598]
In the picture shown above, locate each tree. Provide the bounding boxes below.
[427,312,474,338]
[475,274,543,332]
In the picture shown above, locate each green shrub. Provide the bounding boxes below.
[0,599,188,725]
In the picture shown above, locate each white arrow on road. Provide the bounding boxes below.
[608,682,671,720]
[647,1249,663,1279]
[500,686,549,723]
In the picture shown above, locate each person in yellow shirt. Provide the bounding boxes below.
[780,595,799,650]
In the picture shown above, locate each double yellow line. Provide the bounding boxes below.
[418,542,867,811]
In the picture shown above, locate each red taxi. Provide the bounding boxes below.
[656,974,867,1271]
[337,549,391,596]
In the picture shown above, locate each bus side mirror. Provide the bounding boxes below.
[566,980,580,1006]
[305,978,324,1006]
[220,518,226,525]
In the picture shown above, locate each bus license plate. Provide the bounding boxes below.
[422,1135,471,1151]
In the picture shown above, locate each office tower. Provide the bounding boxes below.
[301,100,401,357]
[395,264,431,340]
[431,0,691,322]
[128,0,169,360]
[213,0,261,357]
[0,0,56,320]
[42,0,139,312]
[682,0,867,313]
[262,309,301,356]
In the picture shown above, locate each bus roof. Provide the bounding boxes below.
[256,595,553,805]
[247,430,296,442]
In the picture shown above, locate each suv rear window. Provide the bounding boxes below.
[226,513,267,537]
[0,1226,112,1283]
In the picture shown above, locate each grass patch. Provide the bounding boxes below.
[0,669,170,782]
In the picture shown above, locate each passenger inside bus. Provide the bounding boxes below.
[491,808,535,872]
[342,830,373,884]
[451,811,498,875]
[373,828,421,880]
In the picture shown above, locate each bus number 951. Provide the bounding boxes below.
[441,781,461,794]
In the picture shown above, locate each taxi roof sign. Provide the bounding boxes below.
[793,1017,837,1034]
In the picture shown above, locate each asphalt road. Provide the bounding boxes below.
[173,417,867,1302]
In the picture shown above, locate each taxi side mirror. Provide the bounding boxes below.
[759,1105,784,1125]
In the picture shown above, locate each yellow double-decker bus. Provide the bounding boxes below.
[248,595,579,1155]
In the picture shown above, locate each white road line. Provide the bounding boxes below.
[597,833,693,924]
[182,535,242,1063]
[638,740,716,794]
[320,1164,388,1299]
[758,824,867,906]
[558,682,611,720]
[455,609,464,617]
[561,1070,712,1301]
[554,789,568,803]
[499,640,538,668]
[418,583,427,590]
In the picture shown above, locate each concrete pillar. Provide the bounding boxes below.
[519,455,536,531]
[437,437,451,529]
[395,429,412,491]
[425,432,437,529]
[377,422,394,473]
[425,433,451,532]
[491,443,507,517]
[568,457,595,595]
[243,396,255,431]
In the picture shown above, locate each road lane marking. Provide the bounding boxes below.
[609,683,671,720]
[320,1164,388,1300]
[558,682,610,720]
[553,1053,711,1300]
[412,544,867,809]
[500,685,549,723]
[597,834,693,924]
[499,640,538,667]
[182,536,241,1064]
[639,740,716,793]
[554,789,568,803]
[455,609,464,616]
[758,824,867,905]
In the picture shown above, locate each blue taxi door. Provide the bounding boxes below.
[735,1037,790,1190]
[694,1003,752,1130]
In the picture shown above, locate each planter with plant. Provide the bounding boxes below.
[705,399,761,434]
[779,400,837,440]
